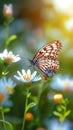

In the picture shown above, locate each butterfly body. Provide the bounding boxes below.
[29,40,62,78]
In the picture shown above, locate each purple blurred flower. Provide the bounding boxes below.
[48,119,72,130]
[0,77,16,106]
[50,75,73,92]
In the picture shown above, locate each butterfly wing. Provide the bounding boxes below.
[30,40,62,78]
[34,57,59,77]
[33,40,62,61]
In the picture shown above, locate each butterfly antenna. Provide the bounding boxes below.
[28,65,32,68]
[20,57,29,63]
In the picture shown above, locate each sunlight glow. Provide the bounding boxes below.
[65,18,73,31]
[42,0,73,16]
[53,0,73,15]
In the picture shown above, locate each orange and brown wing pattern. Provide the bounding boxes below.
[31,40,62,78]
[33,40,62,61]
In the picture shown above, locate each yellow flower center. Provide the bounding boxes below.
[5,57,14,63]
[23,74,32,80]
[0,93,4,103]
[6,85,14,94]
[63,80,70,91]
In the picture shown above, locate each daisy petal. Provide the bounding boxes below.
[22,69,26,75]
[14,69,41,83]
[31,71,37,79]
[17,71,23,78]
[27,69,31,75]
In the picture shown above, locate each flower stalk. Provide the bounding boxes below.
[22,89,29,130]
[1,108,6,130]
[53,98,71,123]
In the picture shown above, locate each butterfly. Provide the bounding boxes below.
[29,40,62,79]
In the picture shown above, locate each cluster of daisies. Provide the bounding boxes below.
[0,49,73,107]
[0,49,42,106]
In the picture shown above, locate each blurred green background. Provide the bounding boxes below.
[0,0,73,130]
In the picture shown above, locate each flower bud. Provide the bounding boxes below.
[53,93,63,103]
[3,4,13,18]
[25,112,33,121]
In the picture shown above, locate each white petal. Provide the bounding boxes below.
[15,55,20,57]
[3,77,7,84]
[33,76,42,81]
[8,51,13,57]
[22,69,26,75]
[12,57,21,62]
[14,75,21,80]
[27,69,31,75]
[17,71,23,78]
[19,79,29,82]
[3,49,8,56]
[15,76,29,82]
[8,78,16,87]
[15,56,21,61]
[0,54,3,58]
[31,71,37,78]
[16,57,21,61]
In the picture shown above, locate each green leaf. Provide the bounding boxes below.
[65,99,69,104]
[6,35,17,45]
[57,106,62,112]
[0,107,3,111]
[0,59,4,64]
[0,107,10,113]
[27,92,31,98]
[0,120,13,130]
[60,105,65,110]
[61,99,66,105]
[3,108,10,113]
[61,99,69,105]
[53,111,62,117]
[65,110,71,117]
[2,71,9,77]
[25,102,36,112]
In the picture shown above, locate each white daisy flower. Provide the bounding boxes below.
[0,77,16,94]
[50,75,73,92]
[0,49,21,63]
[14,69,42,83]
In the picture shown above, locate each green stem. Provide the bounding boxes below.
[2,111,6,130]
[1,63,8,78]
[60,103,67,123]
[22,89,29,130]
[63,104,67,121]
[5,25,9,48]
[37,82,44,104]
